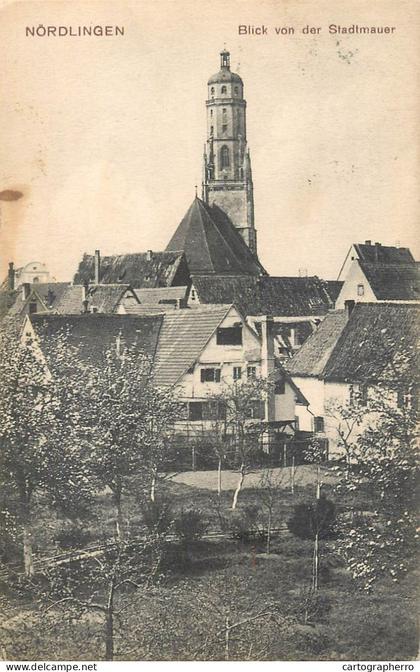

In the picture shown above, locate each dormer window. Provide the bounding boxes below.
[221,85,227,94]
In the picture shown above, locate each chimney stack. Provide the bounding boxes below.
[146,250,153,261]
[344,299,355,320]
[94,249,101,284]
[22,282,31,300]
[374,242,381,262]
[8,262,15,290]
[365,240,372,246]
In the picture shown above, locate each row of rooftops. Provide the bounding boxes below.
[23,300,420,390]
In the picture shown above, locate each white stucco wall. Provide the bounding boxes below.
[335,261,376,308]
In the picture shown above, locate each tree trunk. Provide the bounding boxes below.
[224,616,230,661]
[114,489,124,541]
[105,569,116,660]
[105,609,114,661]
[231,464,245,510]
[266,509,272,554]
[150,471,157,503]
[217,458,222,497]
[22,523,34,577]
[290,455,296,495]
[312,531,319,591]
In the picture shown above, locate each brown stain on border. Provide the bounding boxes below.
[0,185,29,278]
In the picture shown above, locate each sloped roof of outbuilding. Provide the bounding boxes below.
[286,303,419,386]
[355,243,415,265]
[285,311,347,378]
[73,251,186,288]
[359,262,420,301]
[29,314,163,370]
[190,274,337,317]
[323,303,419,384]
[166,198,265,276]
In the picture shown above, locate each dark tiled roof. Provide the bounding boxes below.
[325,280,344,304]
[355,243,415,265]
[287,303,419,385]
[153,304,232,387]
[29,314,163,370]
[166,197,265,276]
[191,275,337,317]
[0,289,19,321]
[57,284,134,314]
[73,251,186,288]
[285,311,347,378]
[359,262,420,301]
[6,283,70,317]
[135,286,188,304]
[323,303,419,384]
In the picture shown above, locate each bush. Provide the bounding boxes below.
[174,509,207,544]
[53,525,92,550]
[226,505,266,544]
[287,494,336,540]
[140,497,173,537]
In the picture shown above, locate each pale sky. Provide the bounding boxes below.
[0,0,418,282]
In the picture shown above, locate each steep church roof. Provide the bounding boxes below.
[166,197,265,276]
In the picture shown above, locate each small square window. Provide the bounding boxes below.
[313,416,325,433]
[200,368,221,383]
[357,284,365,296]
[189,402,203,421]
[233,366,242,381]
[216,325,242,345]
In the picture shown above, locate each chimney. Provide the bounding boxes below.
[94,249,101,284]
[22,282,31,300]
[8,262,15,290]
[146,250,153,261]
[374,242,381,262]
[344,299,355,320]
[365,240,372,246]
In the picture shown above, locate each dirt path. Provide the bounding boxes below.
[171,464,338,491]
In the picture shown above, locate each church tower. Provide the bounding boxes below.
[202,50,257,255]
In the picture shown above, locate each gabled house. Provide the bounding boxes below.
[335,240,418,308]
[188,274,342,357]
[285,302,419,454]
[23,306,308,454]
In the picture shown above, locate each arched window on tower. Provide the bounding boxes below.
[210,87,215,97]
[221,85,227,94]
[220,145,230,169]
[210,109,213,117]
[234,86,239,95]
